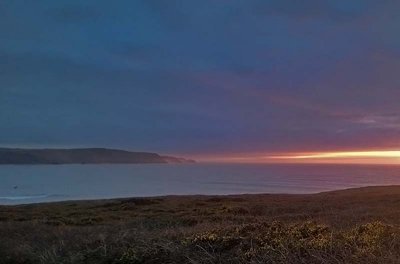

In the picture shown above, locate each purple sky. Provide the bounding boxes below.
[1,0,400,156]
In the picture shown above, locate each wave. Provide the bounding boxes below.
[0,194,65,201]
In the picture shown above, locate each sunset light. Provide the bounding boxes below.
[270,151,400,159]
[198,150,400,165]
[267,150,400,164]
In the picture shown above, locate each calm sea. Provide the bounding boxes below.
[1,163,400,205]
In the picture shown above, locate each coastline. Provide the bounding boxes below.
[2,186,400,262]
[0,184,398,206]
[1,183,400,206]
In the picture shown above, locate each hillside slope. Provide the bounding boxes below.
[0,148,194,164]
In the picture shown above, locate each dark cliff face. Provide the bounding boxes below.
[0,148,194,164]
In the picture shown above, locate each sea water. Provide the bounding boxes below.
[1,163,400,205]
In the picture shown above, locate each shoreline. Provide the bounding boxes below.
[1,184,399,206]
[3,185,400,263]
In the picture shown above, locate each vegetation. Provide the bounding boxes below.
[2,186,400,263]
[0,148,194,164]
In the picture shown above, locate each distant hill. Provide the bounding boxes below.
[0,148,195,165]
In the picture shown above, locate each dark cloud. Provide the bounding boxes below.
[49,4,103,23]
[252,0,394,23]
[1,0,400,155]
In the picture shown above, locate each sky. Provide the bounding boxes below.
[1,0,400,161]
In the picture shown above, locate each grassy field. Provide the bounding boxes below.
[2,186,400,263]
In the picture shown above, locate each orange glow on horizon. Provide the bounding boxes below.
[270,151,400,159]
[196,150,400,165]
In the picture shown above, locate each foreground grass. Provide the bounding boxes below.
[2,186,400,263]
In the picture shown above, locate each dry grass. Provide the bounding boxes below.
[2,186,400,263]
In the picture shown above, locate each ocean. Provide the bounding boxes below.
[1,163,400,205]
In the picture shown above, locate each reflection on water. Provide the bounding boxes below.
[1,163,400,205]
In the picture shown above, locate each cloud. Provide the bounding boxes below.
[252,0,384,22]
[48,4,102,23]
[2,0,400,153]
[355,114,400,130]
